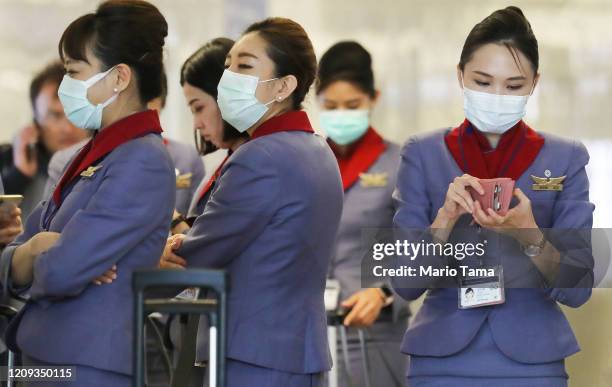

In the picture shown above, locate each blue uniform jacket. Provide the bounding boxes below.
[0,132,175,375]
[392,129,594,364]
[177,128,344,374]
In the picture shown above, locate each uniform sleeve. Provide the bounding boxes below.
[391,137,446,300]
[177,145,280,269]
[28,148,174,300]
[544,140,595,308]
[0,202,45,296]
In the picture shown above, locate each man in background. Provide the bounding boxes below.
[0,61,88,218]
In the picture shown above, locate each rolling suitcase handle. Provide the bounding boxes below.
[133,269,228,387]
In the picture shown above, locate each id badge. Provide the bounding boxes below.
[458,265,505,309]
[175,287,200,301]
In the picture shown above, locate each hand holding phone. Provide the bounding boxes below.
[13,124,39,177]
[0,195,23,245]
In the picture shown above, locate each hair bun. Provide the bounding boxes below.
[61,0,169,103]
[505,6,526,19]
[320,41,371,72]
[316,41,375,97]
[96,0,168,51]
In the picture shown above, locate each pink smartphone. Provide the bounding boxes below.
[467,178,515,216]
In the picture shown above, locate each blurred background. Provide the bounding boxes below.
[1,0,611,385]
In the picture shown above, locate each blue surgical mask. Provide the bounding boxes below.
[217,69,278,133]
[320,109,370,145]
[58,66,118,130]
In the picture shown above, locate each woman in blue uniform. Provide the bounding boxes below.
[392,7,594,387]
[160,38,249,387]
[161,17,344,387]
[316,41,407,387]
[167,37,249,237]
[0,1,175,386]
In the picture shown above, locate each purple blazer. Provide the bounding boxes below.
[392,128,594,364]
[0,133,175,375]
[177,130,344,374]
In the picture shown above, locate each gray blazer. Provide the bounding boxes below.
[329,140,410,327]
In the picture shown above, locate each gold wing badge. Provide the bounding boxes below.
[531,170,566,191]
[176,172,193,189]
[359,172,388,188]
[80,165,103,178]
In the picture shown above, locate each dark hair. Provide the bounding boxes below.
[459,6,538,74]
[30,61,64,117]
[180,38,233,99]
[244,17,316,110]
[180,37,247,149]
[158,69,167,108]
[316,41,376,98]
[58,0,168,104]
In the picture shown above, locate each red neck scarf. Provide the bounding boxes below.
[198,154,230,202]
[251,110,314,139]
[329,127,387,191]
[444,119,544,180]
[52,110,163,205]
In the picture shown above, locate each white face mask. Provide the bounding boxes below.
[462,77,532,134]
[58,66,118,130]
[216,69,279,133]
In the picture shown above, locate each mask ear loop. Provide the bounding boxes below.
[528,80,537,97]
[259,77,284,106]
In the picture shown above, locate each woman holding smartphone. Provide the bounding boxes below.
[392,7,594,387]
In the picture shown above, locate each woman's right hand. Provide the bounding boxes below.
[159,234,187,269]
[439,174,484,221]
[431,174,484,241]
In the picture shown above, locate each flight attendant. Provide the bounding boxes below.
[168,37,249,236]
[161,17,344,387]
[0,1,175,386]
[44,70,204,216]
[150,71,206,216]
[392,7,594,387]
[162,37,249,387]
[316,41,407,387]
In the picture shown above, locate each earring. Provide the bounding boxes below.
[113,88,118,93]
[277,96,282,101]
